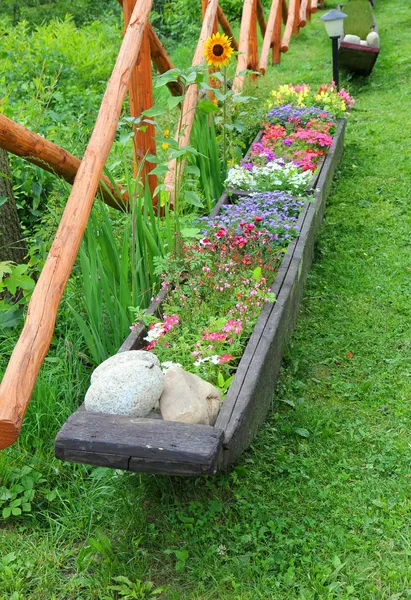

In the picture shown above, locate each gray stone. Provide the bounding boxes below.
[160,367,221,425]
[90,350,160,385]
[366,31,380,48]
[85,362,164,417]
[343,34,361,45]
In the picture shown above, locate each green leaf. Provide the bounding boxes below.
[150,164,169,177]
[184,165,201,177]
[2,506,11,519]
[197,99,219,114]
[180,227,201,239]
[142,106,168,117]
[3,264,35,295]
[183,190,204,208]
[295,427,310,438]
[168,95,184,109]
[0,196,8,208]
[119,131,134,146]
[252,266,262,281]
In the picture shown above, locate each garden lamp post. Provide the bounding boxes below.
[320,9,347,91]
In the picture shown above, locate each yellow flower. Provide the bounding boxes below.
[162,142,169,150]
[203,32,234,68]
[163,129,169,138]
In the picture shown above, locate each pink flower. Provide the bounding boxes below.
[223,319,243,334]
[219,354,234,364]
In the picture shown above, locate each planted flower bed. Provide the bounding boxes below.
[55,84,352,475]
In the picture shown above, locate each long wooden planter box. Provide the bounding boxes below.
[55,119,346,476]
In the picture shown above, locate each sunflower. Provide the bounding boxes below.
[203,32,234,68]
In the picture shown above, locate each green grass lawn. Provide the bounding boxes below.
[2,0,411,598]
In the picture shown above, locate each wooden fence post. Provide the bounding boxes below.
[259,0,281,73]
[256,0,267,37]
[234,0,258,91]
[164,0,219,198]
[0,0,153,451]
[123,0,157,198]
[272,0,283,64]
[0,114,129,210]
[203,0,218,34]
[217,5,239,50]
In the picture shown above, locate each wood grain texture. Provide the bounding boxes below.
[55,411,224,475]
[281,0,298,51]
[272,0,283,64]
[256,0,267,37]
[234,0,257,91]
[123,2,157,197]
[299,0,308,27]
[55,120,345,475]
[215,119,346,466]
[164,0,219,197]
[282,0,288,23]
[0,114,128,210]
[339,43,379,77]
[259,0,281,73]
[217,5,239,51]
[0,0,153,450]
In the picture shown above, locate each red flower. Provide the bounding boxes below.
[219,354,234,364]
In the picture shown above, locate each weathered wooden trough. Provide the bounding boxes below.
[55,119,346,476]
[339,2,379,77]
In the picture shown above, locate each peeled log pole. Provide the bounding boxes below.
[164,0,219,196]
[259,0,282,74]
[234,0,258,92]
[0,0,153,451]
[281,0,298,52]
[311,0,318,12]
[0,114,128,210]
[248,0,259,75]
[217,6,239,51]
[147,25,183,96]
[272,0,283,64]
[202,0,218,34]
[282,0,288,24]
[299,0,308,27]
[256,0,267,37]
[123,1,157,197]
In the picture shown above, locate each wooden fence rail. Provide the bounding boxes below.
[0,0,317,450]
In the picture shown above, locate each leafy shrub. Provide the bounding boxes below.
[0,0,121,27]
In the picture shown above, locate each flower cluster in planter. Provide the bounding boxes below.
[130,83,353,393]
[226,83,353,193]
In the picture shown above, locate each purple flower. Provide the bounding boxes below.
[198,191,304,247]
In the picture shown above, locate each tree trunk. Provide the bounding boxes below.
[0,149,27,263]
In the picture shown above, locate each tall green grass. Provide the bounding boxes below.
[71,177,177,365]
[191,112,225,211]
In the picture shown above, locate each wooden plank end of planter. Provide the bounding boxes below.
[55,410,224,476]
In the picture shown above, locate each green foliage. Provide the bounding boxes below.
[0,262,35,328]
[3,1,411,599]
[0,0,121,28]
[72,185,176,365]
[0,17,120,226]
[0,465,57,520]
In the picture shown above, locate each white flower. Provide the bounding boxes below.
[161,361,182,373]
[194,355,220,367]
[144,323,164,343]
